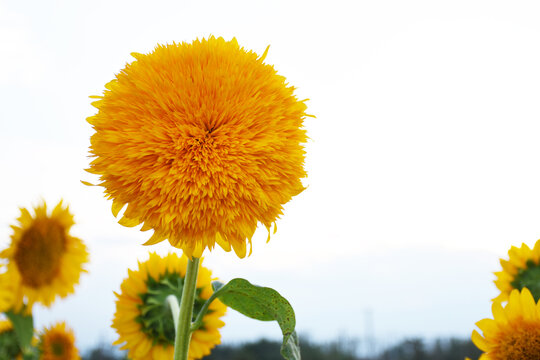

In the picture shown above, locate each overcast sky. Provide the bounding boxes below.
[2,0,540,354]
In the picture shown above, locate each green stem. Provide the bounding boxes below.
[174,257,200,360]
[190,288,221,332]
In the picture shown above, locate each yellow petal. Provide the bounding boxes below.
[140,222,153,232]
[215,232,231,252]
[112,201,125,218]
[491,302,507,325]
[259,45,270,62]
[231,241,246,258]
[118,215,140,227]
[143,232,165,246]
[192,242,204,258]
[520,288,537,320]
[471,330,489,352]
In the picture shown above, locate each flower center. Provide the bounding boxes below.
[137,272,206,345]
[495,322,540,359]
[51,341,65,356]
[511,260,540,301]
[13,219,66,288]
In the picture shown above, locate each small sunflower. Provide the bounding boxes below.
[87,36,309,258]
[493,240,540,302]
[39,322,80,360]
[112,252,226,360]
[0,201,89,310]
[472,288,540,359]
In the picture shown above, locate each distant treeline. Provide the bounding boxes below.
[83,337,482,360]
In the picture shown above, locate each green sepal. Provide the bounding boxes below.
[5,310,33,352]
[511,260,540,301]
[212,278,301,360]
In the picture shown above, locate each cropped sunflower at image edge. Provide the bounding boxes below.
[472,288,540,359]
[493,239,540,302]
[112,252,226,360]
[86,36,311,259]
[0,201,89,311]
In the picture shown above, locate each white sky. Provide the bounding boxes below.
[2,0,540,353]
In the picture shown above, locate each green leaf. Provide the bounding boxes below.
[212,278,301,360]
[5,310,33,352]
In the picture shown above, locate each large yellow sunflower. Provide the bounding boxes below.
[112,252,226,360]
[472,288,540,359]
[87,36,309,258]
[0,201,89,310]
[493,240,540,302]
[39,322,80,360]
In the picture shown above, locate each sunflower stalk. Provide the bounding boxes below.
[173,257,200,360]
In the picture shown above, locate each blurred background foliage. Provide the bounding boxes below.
[82,336,482,360]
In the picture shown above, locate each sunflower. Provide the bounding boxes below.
[0,201,89,310]
[112,252,226,360]
[472,288,540,359]
[493,240,540,302]
[39,322,80,360]
[87,36,309,258]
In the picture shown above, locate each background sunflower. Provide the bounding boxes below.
[493,240,540,302]
[39,322,80,360]
[472,288,540,359]
[112,252,226,360]
[0,201,89,310]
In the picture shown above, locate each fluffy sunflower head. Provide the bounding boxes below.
[0,201,89,310]
[472,288,540,359]
[87,36,309,258]
[493,240,540,302]
[39,322,80,360]
[112,252,226,360]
